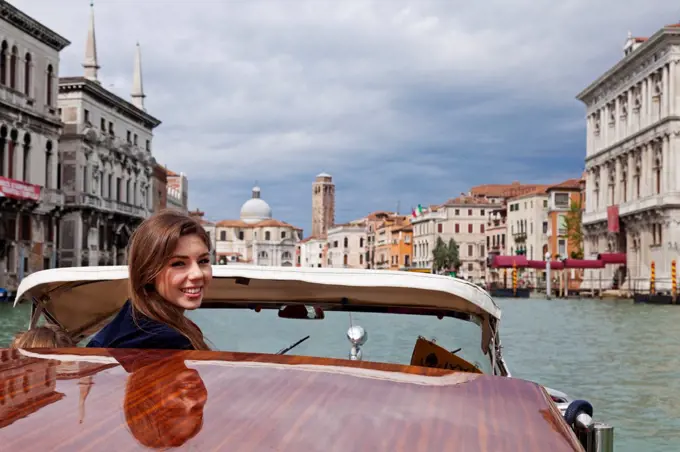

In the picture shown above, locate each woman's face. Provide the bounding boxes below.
[155,234,212,310]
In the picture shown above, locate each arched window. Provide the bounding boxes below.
[45,141,53,188]
[0,41,7,85]
[46,64,53,106]
[343,237,348,248]
[343,255,348,266]
[0,125,6,177]
[265,231,271,241]
[24,53,31,96]
[9,46,17,89]
[220,230,226,241]
[22,133,31,182]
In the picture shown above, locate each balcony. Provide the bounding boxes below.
[512,232,527,242]
[65,193,149,218]
[487,218,506,228]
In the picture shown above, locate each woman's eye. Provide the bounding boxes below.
[170,261,185,267]
[199,259,210,264]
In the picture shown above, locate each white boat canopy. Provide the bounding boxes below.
[14,265,501,343]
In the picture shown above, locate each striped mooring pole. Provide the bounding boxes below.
[512,262,518,297]
[650,261,656,296]
[672,260,677,302]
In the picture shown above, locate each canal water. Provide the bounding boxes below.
[1,297,678,451]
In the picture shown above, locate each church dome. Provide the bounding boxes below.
[240,186,272,224]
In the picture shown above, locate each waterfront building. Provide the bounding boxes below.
[389,221,413,270]
[546,179,583,259]
[506,187,551,260]
[214,185,302,266]
[326,222,366,268]
[0,2,70,290]
[362,210,396,269]
[485,204,508,284]
[56,5,161,267]
[372,214,408,270]
[411,196,489,282]
[150,162,166,213]
[311,172,334,238]
[165,168,188,213]
[188,208,216,263]
[577,25,680,291]
[296,236,327,268]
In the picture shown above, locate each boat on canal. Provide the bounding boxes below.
[2,265,613,451]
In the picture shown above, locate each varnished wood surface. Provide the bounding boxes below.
[0,348,583,451]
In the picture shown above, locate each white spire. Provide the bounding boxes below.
[131,42,146,110]
[83,1,100,82]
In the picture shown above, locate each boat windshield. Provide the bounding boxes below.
[186,307,493,374]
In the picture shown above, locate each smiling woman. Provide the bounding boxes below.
[86,210,213,351]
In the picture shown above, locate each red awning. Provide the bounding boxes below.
[526,260,565,270]
[563,259,605,269]
[597,253,626,265]
[490,255,529,268]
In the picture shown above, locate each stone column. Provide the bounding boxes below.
[627,89,633,133]
[615,157,622,204]
[671,60,678,117]
[662,135,670,194]
[664,64,670,117]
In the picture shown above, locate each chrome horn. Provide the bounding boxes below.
[347,325,367,361]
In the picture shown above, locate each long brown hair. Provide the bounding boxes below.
[127,210,211,350]
[11,324,75,348]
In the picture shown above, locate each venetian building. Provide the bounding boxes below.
[311,172,335,238]
[577,25,680,291]
[215,186,302,266]
[165,168,188,213]
[56,4,161,267]
[326,220,367,268]
[0,2,70,291]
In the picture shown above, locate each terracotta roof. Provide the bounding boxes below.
[215,219,302,230]
[299,235,325,244]
[547,178,582,191]
[443,195,494,206]
[165,168,179,177]
[365,210,394,220]
[507,185,552,201]
[469,182,541,199]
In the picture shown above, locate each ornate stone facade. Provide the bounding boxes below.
[55,5,161,267]
[0,2,70,290]
[577,24,680,291]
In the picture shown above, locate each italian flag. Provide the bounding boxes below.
[412,205,424,218]
[417,204,424,215]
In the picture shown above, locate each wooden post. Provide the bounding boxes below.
[598,270,602,299]
[512,262,517,297]
[672,260,677,304]
[650,261,656,296]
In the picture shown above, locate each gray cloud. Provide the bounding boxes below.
[11,0,678,230]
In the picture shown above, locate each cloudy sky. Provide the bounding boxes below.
[11,0,678,233]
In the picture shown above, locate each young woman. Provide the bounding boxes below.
[87,210,212,350]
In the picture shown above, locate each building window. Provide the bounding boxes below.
[265,231,271,241]
[127,131,131,143]
[437,224,442,233]
[480,224,485,233]
[23,53,31,96]
[480,209,485,216]
[0,41,7,85]
[468,209,472,216]
[9,45,17,89]
[22,133,30,182]
[360,254,363,265]
[108,121,114,136]
[343,237,348,247]
[84,109,90,123]
[468,224,473,233]
[555,193,569,208]
[542,221,548,234]
[468,263,473,271]
[360,237,364,247]
[480,245,485,256]
[46,64,54,106]
[281,231,286,239]
[455,209,460,215]
[455,224,460,233]
[220,231,226,240]
[100,117,106,131]
[134,134,138,146]
[146,140,150,151]
[468,244,473,256]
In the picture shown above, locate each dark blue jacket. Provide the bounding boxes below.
[86,300,193,350]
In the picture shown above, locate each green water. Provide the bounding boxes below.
[1,297,678,451]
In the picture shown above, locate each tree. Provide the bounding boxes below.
[564,200,584,259]
[432,237,448,272]
[431,237,461,272]
[446,238,461,271]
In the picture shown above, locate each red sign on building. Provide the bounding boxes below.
[607,205,620,233]
[0,176,41,201]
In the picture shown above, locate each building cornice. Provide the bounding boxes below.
[576,26,680,105]
[58,77,162,130]
[0,1,70,51]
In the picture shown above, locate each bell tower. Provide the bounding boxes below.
[312,172,335,238]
